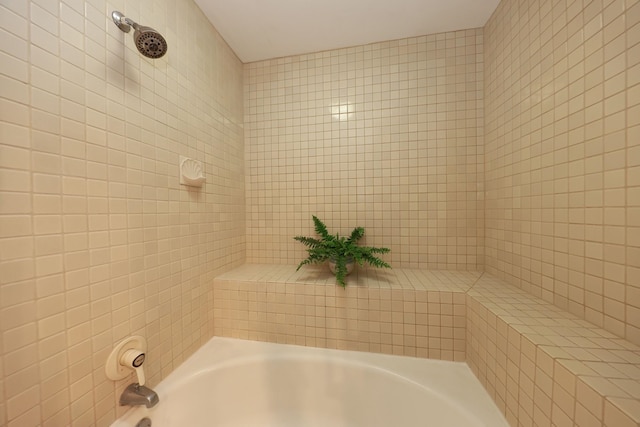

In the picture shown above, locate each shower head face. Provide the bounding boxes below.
[133,26,168,58]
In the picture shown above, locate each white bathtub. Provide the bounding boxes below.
[112,337,508,427]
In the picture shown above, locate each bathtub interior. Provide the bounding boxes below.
[112,337,508,427]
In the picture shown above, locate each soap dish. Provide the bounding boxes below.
[180,156,205,187]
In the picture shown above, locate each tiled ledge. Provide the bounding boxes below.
[467,275,640,427]
[213,264,640,426]
[213,263,482,291]
[213,264,480,361]
[215,264,482,292]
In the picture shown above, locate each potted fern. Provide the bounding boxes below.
[294,216,391,287]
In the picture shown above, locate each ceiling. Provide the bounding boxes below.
[194,0,501,63]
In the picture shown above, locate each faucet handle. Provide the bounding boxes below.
[120,349,146,386]
[105,336,148,385]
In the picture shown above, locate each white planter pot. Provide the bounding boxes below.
[327,258,355,275]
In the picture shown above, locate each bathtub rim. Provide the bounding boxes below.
[114,336,509,427]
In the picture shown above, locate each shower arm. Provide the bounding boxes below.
[112,11,138,33]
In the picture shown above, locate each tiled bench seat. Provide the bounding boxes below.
[213,264,481,361]
[213,264,640,426]
[467,275,640,427]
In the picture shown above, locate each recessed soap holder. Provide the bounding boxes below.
[180,156,205,187]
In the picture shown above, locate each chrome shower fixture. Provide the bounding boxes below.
[112,11,168,59]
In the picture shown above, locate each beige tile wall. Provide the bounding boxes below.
[484,0,640,345]
[244,29,485,271]
[0,0,245,425]
[2,0,639,424]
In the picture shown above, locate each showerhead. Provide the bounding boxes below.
[112,11,168,59]
[132,24,168,59]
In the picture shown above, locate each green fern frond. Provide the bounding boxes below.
[367,246,390,254]
[348,226,365,244]
[335,257,348,287]
[293,236,323,248]
[362,254,391,269]
[312,216,331,239]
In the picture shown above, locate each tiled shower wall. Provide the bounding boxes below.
[0,0,244,425]
[484,0,640,345]
[244,29,485,271]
